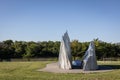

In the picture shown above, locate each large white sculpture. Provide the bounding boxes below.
[58,32,72,70]
[83,41,98,71]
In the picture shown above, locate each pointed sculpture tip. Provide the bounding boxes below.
[90,41,94,45]
[63,30,68,36]
[65,30,68,34]
[91,41,95,45]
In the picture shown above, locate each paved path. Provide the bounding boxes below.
[38,62,113,73]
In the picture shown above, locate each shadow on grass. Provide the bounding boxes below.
[98,65,120,70]
[72,65,120,71]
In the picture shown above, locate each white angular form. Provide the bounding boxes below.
[58,32,72,70]
[83,41,98,71]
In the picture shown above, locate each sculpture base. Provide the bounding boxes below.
[38,62,113,73]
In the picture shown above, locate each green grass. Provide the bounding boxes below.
[0,61,120,80]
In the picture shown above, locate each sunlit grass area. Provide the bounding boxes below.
[0,61,120,80]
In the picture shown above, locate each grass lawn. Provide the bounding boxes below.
[0,61,120,80]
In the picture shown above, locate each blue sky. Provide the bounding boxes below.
[0,0,120,42]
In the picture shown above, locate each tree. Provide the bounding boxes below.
[71,40,82,60]
[1,39,120,61]
[1,40,15,61]
[23,42,39,61]
[13,41,26,58]
[3,40,13,46]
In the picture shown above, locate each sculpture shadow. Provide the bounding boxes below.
[72,64,120,71]
[98,65,120,70]
[72,65,82,69]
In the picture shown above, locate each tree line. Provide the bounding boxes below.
[0,39,120,61]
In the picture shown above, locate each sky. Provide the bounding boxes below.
[0,0,120,43]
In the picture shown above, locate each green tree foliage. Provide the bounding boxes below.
[94,39,120,60]
[0,40,14,61]
[0,39,120,61]
[13,41,26,58]
[71,40,82,60]
[38,41,60,57]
